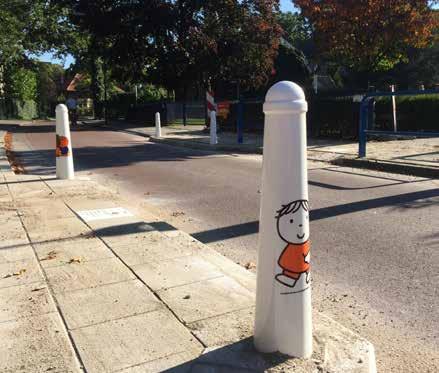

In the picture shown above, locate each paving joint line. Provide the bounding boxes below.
[67,305,166,332]
[0,310,58,325]
[5,176,88,373]
[153,274,225,293]
[53,278,136,296]
[40,179,208,349]
[186,305,255,326]
[0,279,44,291]
[37,255,116,269]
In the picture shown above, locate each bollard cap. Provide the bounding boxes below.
[264,81,307,114]
[56,104,68,112]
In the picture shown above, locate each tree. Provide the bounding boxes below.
[294,0,439,82]
[0,0,79,65]
[60,0,282,96]
[36,61,65,117]
[4,67,37,101]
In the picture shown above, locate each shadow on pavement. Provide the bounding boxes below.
[11,141,240,176]
[192,188,439,244]
[161,337,291,372]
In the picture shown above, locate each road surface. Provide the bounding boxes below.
[10,123,439,372]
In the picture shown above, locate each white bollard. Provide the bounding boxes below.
[55,104,74,180]
[254,81,312,358]
[155,112,162,137]
[210,110,217,145]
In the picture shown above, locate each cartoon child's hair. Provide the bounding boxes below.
[276,200,309,219]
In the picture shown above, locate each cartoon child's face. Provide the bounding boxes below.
[277,206,309,244]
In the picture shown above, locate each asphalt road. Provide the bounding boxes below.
[11,123,439,372]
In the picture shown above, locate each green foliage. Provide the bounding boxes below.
[0,0,80,65]
[308,93,439,139]
[137,84,167,103]
[277,11,311,45]
[61,0,282,92]
[307,97,359,138]
[0,99,38,120]
[6,68,38,101]
[36,62,64,117]
[375,94,439,132]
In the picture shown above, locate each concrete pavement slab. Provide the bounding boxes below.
[0,225,29,248]
[45,257,135,293]
[199,248,257,293]
[132,255,224,291]
[0,312,81,373]
[0,282,55,323]
[158,276,255,324]
[19,200,76,222]
[0,258,43,289]
[0,243,35,263]
[70,309,203,373]
[110,235,201,266]
[188,307,255,347]
[24,217,91,242]
[115,350,200,373]
[7,180,52,198]
[47,179,115,199]
[94,221,157,245]
[34,237,114,268]
[56,279,162,330]
[0,184,9,196]
[64,197,120,212]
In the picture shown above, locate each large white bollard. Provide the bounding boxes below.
[254,81,312,358]
[210,110,217,145]
[55,104,74,180]
[155,112,162,137]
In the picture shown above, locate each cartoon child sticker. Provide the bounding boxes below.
[56,135,69,157]
[275,199,310,288]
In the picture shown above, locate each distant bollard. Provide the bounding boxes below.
[55,104,74,180]
[155,112,161,137]
[210,110,218,145]
[254,81,312,358]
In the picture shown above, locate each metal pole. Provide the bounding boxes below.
[391,85,397,132]
[254,81,312,358]
[359,99,368,157]
[210,110,217,145]
[237,100,244,144]
[55,104,75,180]
[155,112,161,138]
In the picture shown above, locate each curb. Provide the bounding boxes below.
[149,136,264,154]
[90,122,436,179]
[332,156,439,179]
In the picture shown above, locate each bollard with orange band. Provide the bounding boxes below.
[55,104,74,180]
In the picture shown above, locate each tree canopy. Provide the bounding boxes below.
[0,0,79,65]
[294,0,439,77]
[60,0,282,92]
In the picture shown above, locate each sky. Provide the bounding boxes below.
[37,0,296,68]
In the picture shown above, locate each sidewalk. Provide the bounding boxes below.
[0,131,376,372]
[93,120,438,178]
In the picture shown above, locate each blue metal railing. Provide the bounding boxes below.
[358,89,439,157]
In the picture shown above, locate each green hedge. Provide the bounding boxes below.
[0,99,38,120]
[374,95,439,132]
[307,97,359,139]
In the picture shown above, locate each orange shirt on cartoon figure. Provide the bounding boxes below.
[278,241,310,280]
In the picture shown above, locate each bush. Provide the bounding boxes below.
[0,99,38,120]
[374,94,439,132]
[307,97,360,139]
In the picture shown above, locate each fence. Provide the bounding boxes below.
[358,89,439,157]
